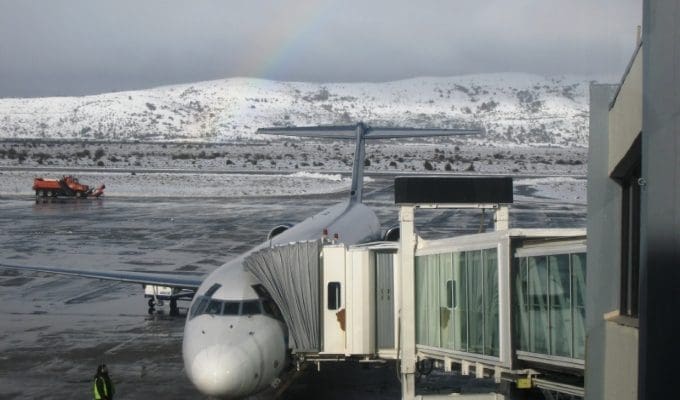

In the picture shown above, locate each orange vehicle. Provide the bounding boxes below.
[33,176,105,200]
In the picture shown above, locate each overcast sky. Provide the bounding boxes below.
[0,0,641,98]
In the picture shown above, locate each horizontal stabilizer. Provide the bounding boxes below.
[365,127,483,139]
[257,122,484,203]
[0,262,204,290]
[257,125,357,139]
[257,123,483,139]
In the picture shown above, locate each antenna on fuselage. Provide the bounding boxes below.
[257,123,483,203]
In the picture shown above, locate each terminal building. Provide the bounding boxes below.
[586,3,680,400]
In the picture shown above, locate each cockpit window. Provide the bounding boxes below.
[205,300,223,315]
[189,296,209,319]
[190,297,266,319]
[241,300,262,315]
[222,302,240,315]
[204,283,222,297]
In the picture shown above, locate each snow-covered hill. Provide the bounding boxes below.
[0,73,597,146]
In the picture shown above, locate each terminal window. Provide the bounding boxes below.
[619,162,640,318]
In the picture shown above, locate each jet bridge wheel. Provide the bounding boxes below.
[416,358,434,376]
[148,298,155,307]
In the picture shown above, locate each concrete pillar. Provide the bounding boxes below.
[399,205,417,400]
[494,206,509,231]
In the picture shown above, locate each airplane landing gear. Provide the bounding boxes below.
[147,297,180,316]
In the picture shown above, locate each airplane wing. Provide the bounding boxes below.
[0,262,203,290]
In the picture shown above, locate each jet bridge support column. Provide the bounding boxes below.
[399,205,416,400]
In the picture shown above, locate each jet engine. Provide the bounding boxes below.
[267,223,293,240]
[383,226,400,241]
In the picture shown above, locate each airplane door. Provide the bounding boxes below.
[375,251,395,349]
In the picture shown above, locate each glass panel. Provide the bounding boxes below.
[223,301,240,315]
[549,254,572,357]
[426,254,441,347]
[572,253,587,359]
[528,256,549,354]
[415,256,429,345]
[467,250,484,354]
[241,300,261,315]
[440,254,454,350]
[453,251,468,352]
[327,282,341,310]
[516,258,530,351]
[483,249,499,356]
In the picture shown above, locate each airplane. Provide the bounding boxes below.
[0,123,480,398]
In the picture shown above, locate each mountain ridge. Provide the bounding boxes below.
[0,73,605,146]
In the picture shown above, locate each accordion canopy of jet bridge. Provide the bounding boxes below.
[244,240,321,352]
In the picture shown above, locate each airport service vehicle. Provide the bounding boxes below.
[33,175,105,200]
[1,124,478,399]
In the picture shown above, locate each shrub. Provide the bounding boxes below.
[94,148,105,160]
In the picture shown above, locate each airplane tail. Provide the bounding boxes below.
[257,123,483,203]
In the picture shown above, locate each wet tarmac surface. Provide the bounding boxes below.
[0,176,585,399]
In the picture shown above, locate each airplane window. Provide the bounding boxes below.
[241,300,262,315]
[206,300,223,315]
[223,302,240,315]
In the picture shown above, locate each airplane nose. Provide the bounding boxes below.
[187,345,253,398]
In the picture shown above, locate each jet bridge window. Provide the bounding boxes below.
[515,252,586,359]
[327,282,341,310]
[416,248,499,357]
[446,280,456,309]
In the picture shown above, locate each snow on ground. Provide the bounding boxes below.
[0,170,353,198]
[514,176,586,204]
[0,168,584,205]
[0,139,588,176]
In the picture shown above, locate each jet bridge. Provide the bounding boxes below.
[244,239,400,359]
[245,177,589,399]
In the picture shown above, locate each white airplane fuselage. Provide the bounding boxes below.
[182,201,381,398]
